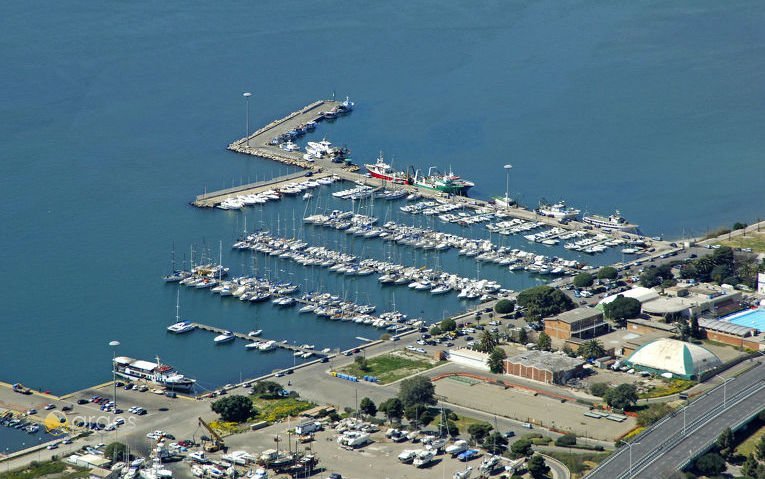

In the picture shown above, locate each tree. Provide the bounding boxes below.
[597,266,618,280]
[429,325,442,336]
[717,426,734,460]
[742,456,765,479]
[251,380,284,398]
[104,442,128,461]
[354,355,369,372]
[590,383,610,397]
[516,285,575,318]
[494,299,516,315]
[488,347,507,374]
[211,395,255,422]
[694,452,725,476]
[404,403,435,426]
[555,434,577,447]
[639,264,673,288]
[603,295,641,325]
[510,438,534,457]
[441,318,457,332]
[379,398,404,421]
[573,272,594,288]
[637,403,673,427]
[577,339,606,360]
[467,422,494,444]
[604,384,638,410]
[689,315,702,340]
[517,328,528,344]
[398,376,436,407]
[440,419,460,437]
[756,434,765,461]
[483,432,508,455]
[527,454,550,478]
[359,397,377,417]
[537,332,552,351]
[478,330,499,353]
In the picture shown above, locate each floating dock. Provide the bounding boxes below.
[190,322,320,355]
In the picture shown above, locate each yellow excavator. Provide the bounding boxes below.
[198,417,225,452]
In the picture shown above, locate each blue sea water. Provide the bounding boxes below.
[2,1,764,394]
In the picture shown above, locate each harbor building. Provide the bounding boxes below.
[624,338,722,380]
[544,307,608,340]
[503,350,585,385]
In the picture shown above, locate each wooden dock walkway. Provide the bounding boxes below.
[190,322,321,355]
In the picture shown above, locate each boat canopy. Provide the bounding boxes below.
[130,360,159,371]
[114,356,136,365]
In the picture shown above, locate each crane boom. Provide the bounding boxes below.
[198,417,225,450]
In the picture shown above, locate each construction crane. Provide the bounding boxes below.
[198,417,225,452]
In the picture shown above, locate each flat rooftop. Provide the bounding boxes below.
[505,350,584,372]
[551,307,603,324]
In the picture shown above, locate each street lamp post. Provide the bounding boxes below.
[109,341,120,411]
[619,440,641,478]
[503,164,512,207]
[243,92,252,147]
[716,374,735,407]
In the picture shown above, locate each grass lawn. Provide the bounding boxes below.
[638,379,695,399]
[721,231,765,253]
[251,397,314,423]
[339,352,444,384]
[452,415,492,436]
[736,423,765,457]
[0,461,89,479]
[544,451,611,479]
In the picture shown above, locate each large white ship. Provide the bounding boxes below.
[113,356,196,391]
[582,210,639,232]
[537,200,581,220]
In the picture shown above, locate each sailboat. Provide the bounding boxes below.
[167,289,195,334]
[163,244,190,282]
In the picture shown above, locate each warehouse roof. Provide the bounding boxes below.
[699,318,757,337]
[551,307,603,324]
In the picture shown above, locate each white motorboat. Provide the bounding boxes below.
[303,192,313,200]
[213,331,235,344]
[248,330,262,337]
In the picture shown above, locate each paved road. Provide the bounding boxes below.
[586,358,765,478]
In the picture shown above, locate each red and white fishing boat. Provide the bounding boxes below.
[364,152,411,184]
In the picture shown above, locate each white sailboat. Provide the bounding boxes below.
[167,290,195,334]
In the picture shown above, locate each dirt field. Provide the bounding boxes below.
[434,378,635,441]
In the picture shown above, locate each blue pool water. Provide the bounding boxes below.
[725,309,765,331]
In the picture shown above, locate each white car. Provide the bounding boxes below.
[115,417,126,425]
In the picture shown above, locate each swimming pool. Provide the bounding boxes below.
[724,309,765,331]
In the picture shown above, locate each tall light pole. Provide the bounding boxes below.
[109,340,120,411]
[716,374,735,407]
[243,92,252,147]
[503,164,512,207]
[619,440,641,478]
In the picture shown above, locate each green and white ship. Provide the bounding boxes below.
[412,166,475,195]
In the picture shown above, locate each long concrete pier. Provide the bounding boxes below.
[192,170,334,208]
[218,99,672,250]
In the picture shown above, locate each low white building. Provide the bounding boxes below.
[446,348,489,371]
